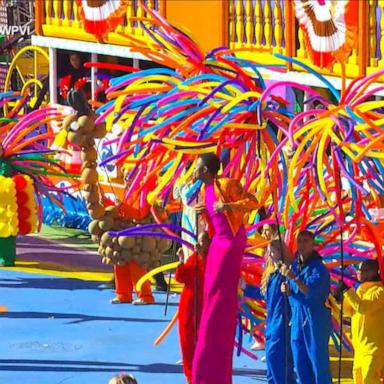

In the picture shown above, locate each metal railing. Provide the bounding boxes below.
[36,0,163,45]
[35,0,384,80]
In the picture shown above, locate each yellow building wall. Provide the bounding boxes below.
[165,0,227,54]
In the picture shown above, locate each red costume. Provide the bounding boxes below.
[175,252,205,383]
[113,196,156,304]
[114,260,154,304]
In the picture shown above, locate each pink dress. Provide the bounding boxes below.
[192,183,246,384]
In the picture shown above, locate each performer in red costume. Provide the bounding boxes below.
[175,232,210,384]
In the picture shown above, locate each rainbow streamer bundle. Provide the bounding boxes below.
[1,4,382,355]
[0,102,78,236]
[87,5,384,352]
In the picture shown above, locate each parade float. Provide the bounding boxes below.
[1,1,383,379]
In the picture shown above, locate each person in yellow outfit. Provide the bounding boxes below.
[335,259,384,384]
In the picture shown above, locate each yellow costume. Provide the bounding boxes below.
[344,281,384,384]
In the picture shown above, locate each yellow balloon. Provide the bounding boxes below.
[222,91,261,113]
[54,129,68,147]
[135,261,180,293]
[316,130,330,204]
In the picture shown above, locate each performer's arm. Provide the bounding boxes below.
[342,298,353,317]
[175,248,187,283]
[281,263,329,300]
[344,287,384,314]
[223,179,259,212]
[175,251,195,284]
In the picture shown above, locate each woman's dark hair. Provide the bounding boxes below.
[298,229,315,240]
[69,52,80,58]
[199,153,221,175]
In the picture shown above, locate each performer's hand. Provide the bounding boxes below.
[177,247,184,263]
[194,204,207,214]
[192,169,199,182]
[195,243,203,255]
[153,202,166,215]
[213,201,225,213]
[333,280,349,303]
[281,282,291,295]
[280,264,296,280]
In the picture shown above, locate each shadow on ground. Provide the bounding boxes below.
[0,277,108,290]
[0,310,170,324]
[0,359,266,379]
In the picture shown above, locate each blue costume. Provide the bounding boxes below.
[265,271,295,384]
[288,251,332,384]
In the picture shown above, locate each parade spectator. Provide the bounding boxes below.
[59,52,90,101]
[280,230,332,384]
[67,52,89,88]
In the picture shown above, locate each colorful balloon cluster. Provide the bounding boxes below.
[0,101,79,236]
[0,174,38,238]
[13,175,38,235]
[0,176,19,237]
[56,95,170,269]
[88,6,384,352]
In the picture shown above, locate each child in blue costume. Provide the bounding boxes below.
[281,230,332,384]
[262,239,296,384]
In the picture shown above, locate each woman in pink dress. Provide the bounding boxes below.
[191,153,260,384]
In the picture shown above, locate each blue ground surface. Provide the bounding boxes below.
[0,269,267,384]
